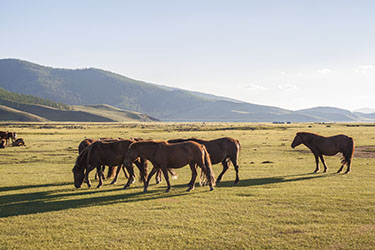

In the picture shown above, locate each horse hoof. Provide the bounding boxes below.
[123,185,129,190]
[234,180,239,185]
[96,185,102,189]
[344,171,351,174]
[210,187,214,191]
[165,189,170,193]
[186,187,193,192]
[110,181,117,185]
[143,189,148,193]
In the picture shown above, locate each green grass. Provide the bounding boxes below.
[0,122,375,249]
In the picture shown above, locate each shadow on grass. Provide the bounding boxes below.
[217,172,339,188]
[0,181,201,218]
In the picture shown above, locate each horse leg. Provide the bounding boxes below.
[344,160,351,174]
[216,159,229,184]
[122,165,129,179]
[144,166,159,193]
[96,165,104,188]
[319,155,328,173]
[161,168,171,193]
[111,165,123,184]
[155,169,162,184]
[313,154,320,173]
[230,156,240,184]
[102,166,106,180]
[85,165,93,188]
[123,165,135,189]
[187,163,197,191]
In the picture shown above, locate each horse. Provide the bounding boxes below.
[168,137,240,184]
[130,137,177,184]
[123,140,215,193]
[78,138,131,183]
[72,139,147,189]
[291,132,355,174]
[0,131,17,145]
[11,138,25,146]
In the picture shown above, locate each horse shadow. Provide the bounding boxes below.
[0,182,200,218]
[217,172,339,188]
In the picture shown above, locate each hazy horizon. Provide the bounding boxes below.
[2,1,375,111]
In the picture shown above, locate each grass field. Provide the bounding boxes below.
[0,122,374,249]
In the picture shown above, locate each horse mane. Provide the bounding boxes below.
[168,138,206,144]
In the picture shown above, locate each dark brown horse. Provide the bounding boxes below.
[72,139,147,189]
[0,131,17,145]
[123,140,216,193]
[168,137,240,184]
[12,138,25,146]
[291,132,355,174]
[78,138,132,183]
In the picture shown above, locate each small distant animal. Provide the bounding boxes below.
[291,132,355,174]
[12,138,25,146]
[0,131,17,145]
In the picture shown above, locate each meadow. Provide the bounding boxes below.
[0,122,374,249]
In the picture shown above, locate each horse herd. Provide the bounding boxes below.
[72,132,355,193]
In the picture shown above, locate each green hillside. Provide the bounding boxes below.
[0,87,71,110]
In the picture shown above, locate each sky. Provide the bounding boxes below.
[1,0,375,111]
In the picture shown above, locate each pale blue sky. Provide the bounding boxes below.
[1,0,375,110]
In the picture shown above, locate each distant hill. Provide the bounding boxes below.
[353,107,375,114]
[0,87,71,110]
[295,107,364,122]
[0,58,373,122]
[0,89,158,122]
[0,105,46,122]
[74,104,159,122]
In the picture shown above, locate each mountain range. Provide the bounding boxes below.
[0,58,374,122]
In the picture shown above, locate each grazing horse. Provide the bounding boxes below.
[123,140,216,193]
[291,132,355,174]
[72,139,147,189]
[168,137,241,184]
[78,138,132,183]
[0,131,17,145]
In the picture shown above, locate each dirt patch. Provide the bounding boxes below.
[355,146,375,159]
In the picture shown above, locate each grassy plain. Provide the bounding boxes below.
[0,122,374,249]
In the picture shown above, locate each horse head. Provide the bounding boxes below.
[123,144,140,168]
[291,133,303,148]
[72,163,85,188]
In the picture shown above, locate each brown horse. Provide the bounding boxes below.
[0,131,17,145]
[123,140,216,193]
[12,138,25,146]
[72,139,147,189]
[168,137,240,184]
[291,132,355,174]
[78,138,131,183]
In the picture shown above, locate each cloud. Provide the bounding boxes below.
[244,84,268,90]
[317,68,333,74]
[278,83,297,90]
[356,65,375,73]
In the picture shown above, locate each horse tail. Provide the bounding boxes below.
[202,145,215,187]
[168,168,178,180]
[341,137,355,165]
